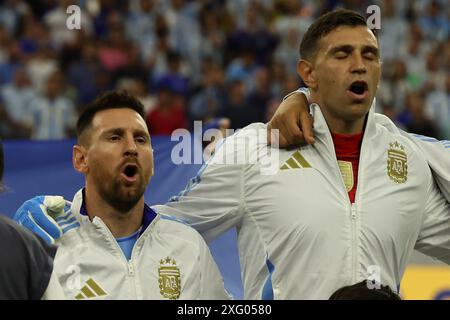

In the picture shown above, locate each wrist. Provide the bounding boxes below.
[283,87,310,104]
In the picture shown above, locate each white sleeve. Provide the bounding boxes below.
[41,270,66,300]
[197,235,233,300]
[282,87,310,102]
[414,171,450,265]
[153,134,248,243]
[404,134,450,202]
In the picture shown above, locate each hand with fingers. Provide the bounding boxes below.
[267,88,315,148]
[13,196,80,244]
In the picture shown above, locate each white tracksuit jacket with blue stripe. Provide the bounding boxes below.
[53,190,230,300]
[154,103,450,299]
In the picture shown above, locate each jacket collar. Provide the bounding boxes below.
[310,99,377,152]
[71,188,157,237]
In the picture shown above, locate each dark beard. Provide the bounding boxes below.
[99,177,146,213]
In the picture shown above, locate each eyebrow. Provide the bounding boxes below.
[102,128,150,138]
[329,44,379,57]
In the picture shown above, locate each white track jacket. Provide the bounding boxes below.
[154,103,450,299]
[54,190,230,300]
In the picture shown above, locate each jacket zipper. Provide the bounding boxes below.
[350,204,357,283]
[325,135,362,285]
[94,218,138,298]
[127,261,135,275]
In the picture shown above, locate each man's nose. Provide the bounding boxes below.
[124,137,138,157]
[350,54,367,74]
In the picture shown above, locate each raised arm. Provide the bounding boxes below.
[267,88,314,147]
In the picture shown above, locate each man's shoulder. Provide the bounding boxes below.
[155,214,203,247]
[0,215,56,259]
[210,122,270,161]
[373,113,418,145]
[372,113,434,163]
[0,216,55,300]
[0,215,40,245]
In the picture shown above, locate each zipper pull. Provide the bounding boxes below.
[128,262,134,275]
[351,206,357,220]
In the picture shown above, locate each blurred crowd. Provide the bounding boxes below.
[0,0,449,140]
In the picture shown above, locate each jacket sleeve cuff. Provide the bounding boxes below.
[282,87,310,103]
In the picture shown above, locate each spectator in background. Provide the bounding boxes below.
[220,79,260,129]
[226,1,278,66]
[146,79,187,135]
[268,61,288,100]
[399,22,429,88]
[44,0,92,50]
[112,43,148,84]
[117,77,156,115]
[67,41,100,105]
[26,46,58,94]
[425,73,450,139]
[29,71,76,140]
[145,15,178,78]
[402,92,439,138]
[274,26,302,77]
[247,67,272,123]
[98,24,130,73]
[0,31,25,85]
[0,67,35,138]
[282,74,302,99]
[378,0,407,61]
[0,0,30,35]
[226,49,258,94]
[125,0,157,61]
[0,0,447,142]
[198,4,227,68]
[422,48,447,93]
[133,78,157,115]
[273,0,313,75]
[189,58,226,122]
[418,0,450,42]
[378,60,413,115]
[153,50,189,98]
[0,24,11,64]
[163,0,202,78]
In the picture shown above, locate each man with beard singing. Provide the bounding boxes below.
[17,91,229,300]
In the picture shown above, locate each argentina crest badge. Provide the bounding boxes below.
[158,257,181,299]
[387,141,408,184]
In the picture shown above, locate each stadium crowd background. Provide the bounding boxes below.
[0,0,449,140]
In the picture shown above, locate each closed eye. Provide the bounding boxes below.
[363,52,377,60]
[334,51,349,59]
[109,135,121,141]
[135,136,147,144]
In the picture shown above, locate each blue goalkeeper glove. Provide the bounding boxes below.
[13,195,80,244]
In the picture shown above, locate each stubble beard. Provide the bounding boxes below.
[98,174,147,214]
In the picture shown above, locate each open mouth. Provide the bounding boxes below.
[122,164,139,181]
[349,81,368,94]
[347,81,368,99]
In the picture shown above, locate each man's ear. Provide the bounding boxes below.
[297,59,318,90]
[73,145,88,173]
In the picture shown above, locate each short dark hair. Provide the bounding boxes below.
[300,9,376,61]
[77,90,146,144]
[329,280,401,300]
